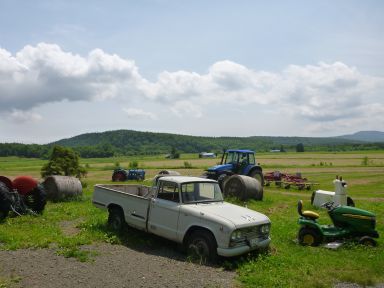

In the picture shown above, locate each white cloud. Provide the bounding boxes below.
[170,101,203,118]
[0,43,383,132]
[122,108,157,120]
[8,109,43,123]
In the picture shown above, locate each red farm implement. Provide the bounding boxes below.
[263,171,318,190]
[0,175,46,221]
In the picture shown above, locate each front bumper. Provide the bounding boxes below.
[217,237,271,257]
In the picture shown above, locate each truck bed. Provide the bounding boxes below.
[95,184,153,198]
[93,184,154,231]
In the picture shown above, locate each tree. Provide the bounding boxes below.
[296,143,305,152]
[170,146,180,159]
[41,146,87,178]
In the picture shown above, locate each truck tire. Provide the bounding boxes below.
[0,182,11,221]
[186,230,218,263]
[224,175,263,201]
[249,169,264,187]
[108,207,125,232]
[298,227,322,246]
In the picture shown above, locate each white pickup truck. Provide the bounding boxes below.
[92,176,271,261]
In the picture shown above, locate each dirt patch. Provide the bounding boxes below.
[0,243,237,288]
[59,219,84,236]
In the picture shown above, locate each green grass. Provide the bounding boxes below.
[0,151,383,287]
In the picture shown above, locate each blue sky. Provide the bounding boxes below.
[0,0,383,143]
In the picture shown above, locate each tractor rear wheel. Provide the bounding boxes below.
[218,174,230,192]
[0,182,11,221]
[112,171,126,182]
[249,170,264,186]
[23,184,47,214]
[298,227,322,246]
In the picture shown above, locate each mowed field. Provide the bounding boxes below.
[0,151,384,287]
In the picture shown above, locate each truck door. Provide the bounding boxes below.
[147,181,180,241]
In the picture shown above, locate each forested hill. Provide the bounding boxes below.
[51,129,368,156]
[1,129,383,158]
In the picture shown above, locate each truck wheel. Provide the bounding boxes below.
[298,227,322,246]
[358,236,377,247]
[249,170,264,186]
[108,207,125,232]
[112,171,126,182]
[0,182,11,221]
[186,230,218,263]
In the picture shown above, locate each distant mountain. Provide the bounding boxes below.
[338,131,384,142]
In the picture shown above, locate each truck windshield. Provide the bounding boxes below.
[181,182,223,203]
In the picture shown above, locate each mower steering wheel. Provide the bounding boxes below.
[321,201,335,210]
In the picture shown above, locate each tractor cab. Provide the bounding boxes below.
[221,149,256,175]
[205,149,264,187]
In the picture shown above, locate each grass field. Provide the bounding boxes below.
[0,151,383,287]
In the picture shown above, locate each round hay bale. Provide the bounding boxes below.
[43,176,82,202]
[223,175,263,201]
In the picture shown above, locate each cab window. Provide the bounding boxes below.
[157,181,180,203]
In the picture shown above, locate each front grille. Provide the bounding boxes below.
[230,225,270,247]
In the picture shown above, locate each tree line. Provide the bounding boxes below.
[1,130,383,159]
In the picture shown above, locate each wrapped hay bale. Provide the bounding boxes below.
[43,176,82,202]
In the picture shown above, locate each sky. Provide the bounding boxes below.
[0,0,383,144]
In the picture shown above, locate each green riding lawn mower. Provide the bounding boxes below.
[297,200,379,247]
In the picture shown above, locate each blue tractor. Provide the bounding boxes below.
[112,168,145,182]
[205,149,264,188]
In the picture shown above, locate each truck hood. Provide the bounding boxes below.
[183,202,270,228]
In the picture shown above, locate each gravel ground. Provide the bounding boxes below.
[0,243,237,288]
[2,244,384,288]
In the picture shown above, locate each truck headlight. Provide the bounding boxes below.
[231,230,243,241]
[260,224,270,234]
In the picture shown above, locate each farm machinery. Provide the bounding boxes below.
[112,168,146,182]
[297,199,379,247]
[205,149,264,185]
[263,171,318,190]
[0,175,47,221]
[204,149,264,200]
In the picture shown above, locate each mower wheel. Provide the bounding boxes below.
[298,227,322,246]
[358,236,377,247]
[112,171,126,182]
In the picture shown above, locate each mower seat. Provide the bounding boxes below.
[298,200,319,220]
